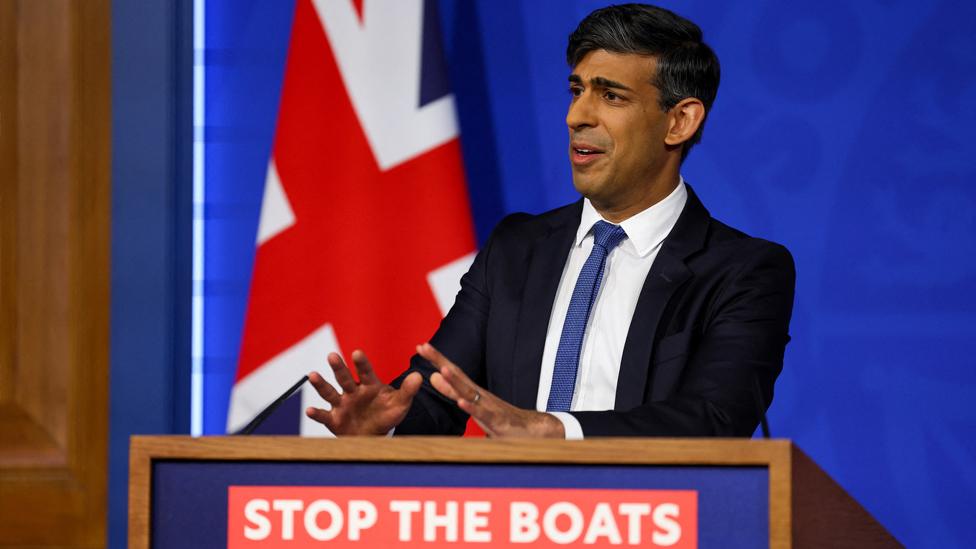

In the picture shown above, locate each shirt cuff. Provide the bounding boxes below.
[549,412,584,440]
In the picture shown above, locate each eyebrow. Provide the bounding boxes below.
[568,74,635,92]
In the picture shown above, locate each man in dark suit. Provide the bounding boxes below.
[305,4,795,438]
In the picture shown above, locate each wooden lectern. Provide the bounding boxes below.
[130,437,898,548]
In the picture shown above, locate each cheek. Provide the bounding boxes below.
[612,129,647,164]
[612,127,659,178]
[608,118,651,154]
[631,122,665,158]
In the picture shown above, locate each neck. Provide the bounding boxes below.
[591,172,680,223]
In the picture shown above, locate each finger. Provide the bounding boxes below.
[458,393,498,424]
[351,349,381,385]
[305,406,334,428]
[418,344,480,399]
[328,352,358,394]
[398,371,423,404]
[429,372,462,401]
[308,371,342,407]
[438,361,483,403]
[457,398,500,437]
[432,371,492,431]
[417,343,456,372]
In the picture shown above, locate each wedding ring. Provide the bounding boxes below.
[471,391,481,404]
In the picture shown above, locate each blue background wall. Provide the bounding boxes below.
[110,0,193,548]
[111,0,976,547]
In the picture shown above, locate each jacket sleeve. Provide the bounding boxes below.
[390,216,518,435]
[570,242,796,437]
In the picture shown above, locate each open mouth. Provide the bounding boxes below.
[571,144,606,165]
[572,146,605,156]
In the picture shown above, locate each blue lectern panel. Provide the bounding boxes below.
[152,460,767,548]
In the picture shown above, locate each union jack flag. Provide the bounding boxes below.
[227,0,476,435]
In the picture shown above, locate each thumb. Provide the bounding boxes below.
[398,371,423,403]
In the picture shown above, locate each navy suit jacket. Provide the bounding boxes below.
[394,185,795,437]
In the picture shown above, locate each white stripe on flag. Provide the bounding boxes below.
[312,0,459,171]
[428,252,477,317]
[256,159,296,245]
[227,322,342,436]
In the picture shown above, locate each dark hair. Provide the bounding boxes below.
[567,4,721,159]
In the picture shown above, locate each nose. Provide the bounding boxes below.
[566,91,596,131]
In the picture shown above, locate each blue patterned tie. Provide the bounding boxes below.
[547,220,628,411]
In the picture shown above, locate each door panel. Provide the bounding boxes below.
[0,1,110,547]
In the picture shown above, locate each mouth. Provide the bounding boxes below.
[570,143,606,166]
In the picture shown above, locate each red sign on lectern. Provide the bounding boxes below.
[227,486,697,548]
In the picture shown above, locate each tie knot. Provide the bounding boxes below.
[591,220,627,251]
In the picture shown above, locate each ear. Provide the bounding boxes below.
[664,98,706,147]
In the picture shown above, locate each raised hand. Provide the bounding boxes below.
[305,349,422,435]
[418,343,565,438]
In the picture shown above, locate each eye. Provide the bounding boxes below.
[568,86,583,97]
[604,90,620,101]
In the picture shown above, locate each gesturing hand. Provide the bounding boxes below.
[305,350,422,435]
[418,343,565,438]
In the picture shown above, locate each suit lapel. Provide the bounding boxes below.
[615,185,710,410]
[510,202,581,409]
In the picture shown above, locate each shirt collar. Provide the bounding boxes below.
[575,177,688,258]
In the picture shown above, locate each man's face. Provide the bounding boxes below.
[567,50,671,211]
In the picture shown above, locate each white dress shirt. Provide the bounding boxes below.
[538,180,688,439]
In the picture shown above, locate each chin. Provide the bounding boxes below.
[571,174,603,199]
[571,170,592,189]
